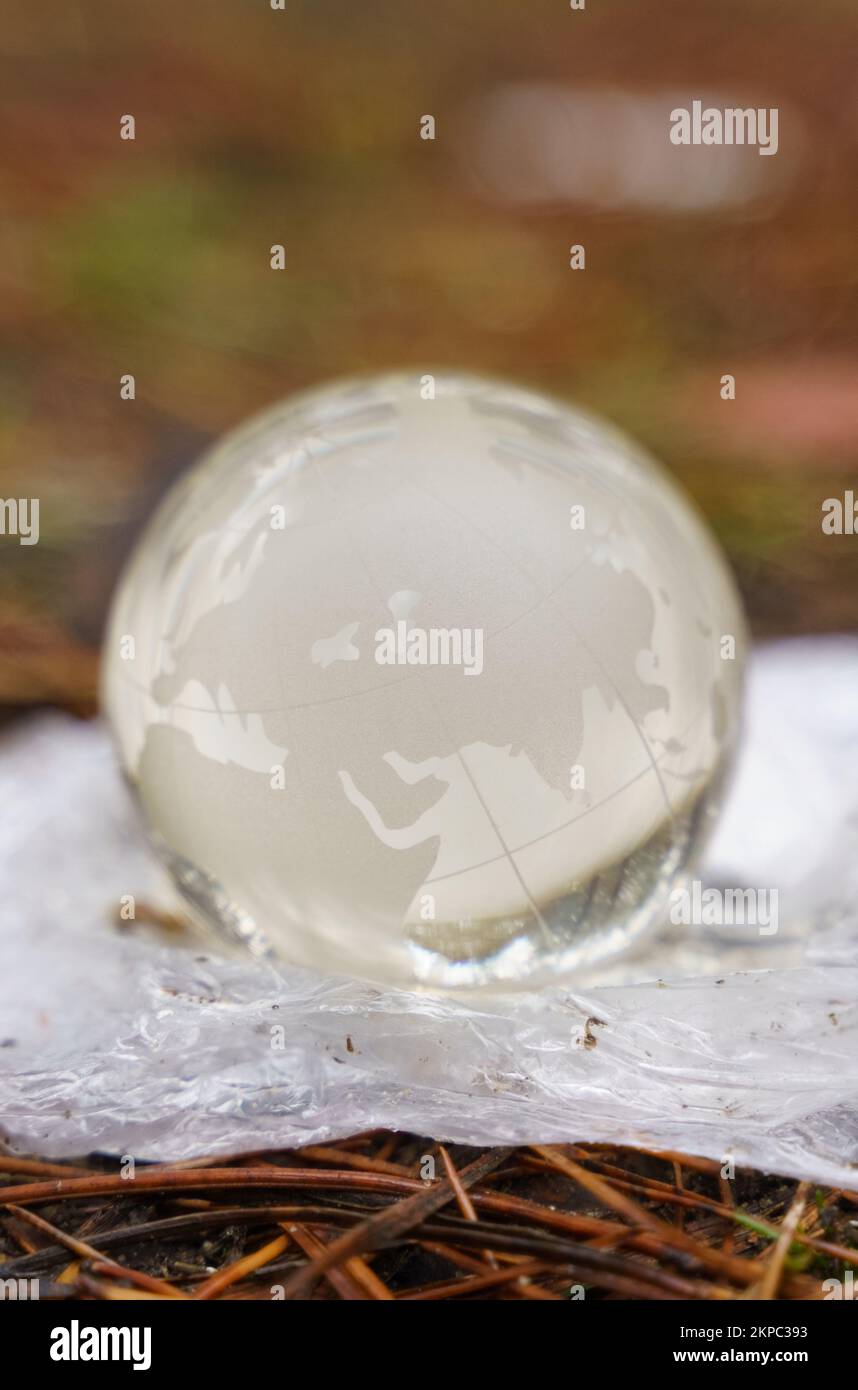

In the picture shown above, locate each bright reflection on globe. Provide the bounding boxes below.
[102,373,745,991]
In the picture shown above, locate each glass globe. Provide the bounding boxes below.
[102,372,745,991]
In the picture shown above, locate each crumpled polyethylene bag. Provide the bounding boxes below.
[1,638,856,1187]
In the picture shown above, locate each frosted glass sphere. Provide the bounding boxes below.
[102,373,745,991]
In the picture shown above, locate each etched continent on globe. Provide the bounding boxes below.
[102,373,745,989]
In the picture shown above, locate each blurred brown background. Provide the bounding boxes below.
[1,0,857,717]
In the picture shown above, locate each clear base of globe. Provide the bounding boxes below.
[103,371,745,993]
[405,768,724,989]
